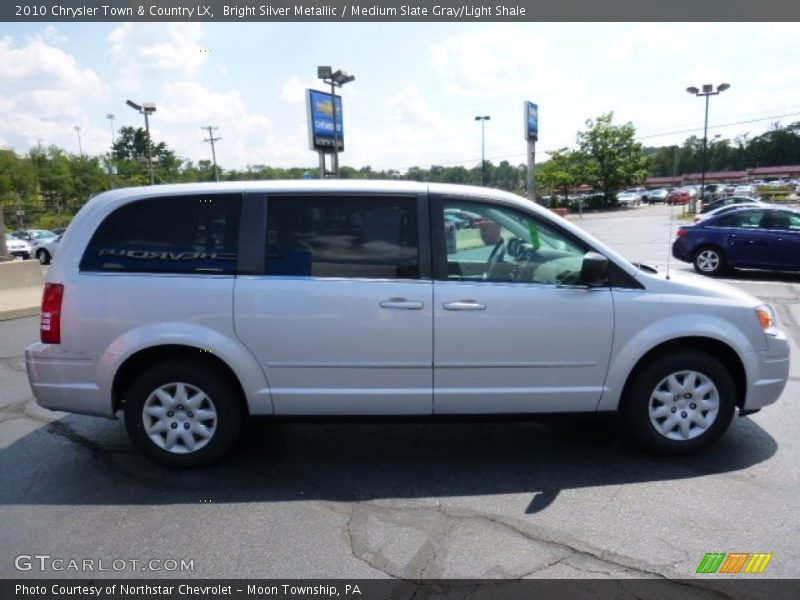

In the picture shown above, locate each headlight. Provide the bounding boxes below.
[755,305,778,336]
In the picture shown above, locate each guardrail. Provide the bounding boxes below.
[0,260,44,320]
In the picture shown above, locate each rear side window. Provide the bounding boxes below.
[714,210,764,229]
[265,195,419,279]
[80,194,241,274]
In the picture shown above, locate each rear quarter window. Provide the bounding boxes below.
[80,194,242,274]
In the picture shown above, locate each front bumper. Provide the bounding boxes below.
[743,332,790,410]
[25,343,113,418]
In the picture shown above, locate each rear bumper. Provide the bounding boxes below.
[25,343,113,418]
[671,239,693,263]
[743,333,790,410]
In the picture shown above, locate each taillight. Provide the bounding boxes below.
[676,228,688,238]
[41,283,64,344]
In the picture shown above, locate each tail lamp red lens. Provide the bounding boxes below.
[40,283,64,344]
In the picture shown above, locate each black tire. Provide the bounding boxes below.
[623,350,736,454]
[693,245,726,276]
[124,358,244,468]
[37,249,51,265]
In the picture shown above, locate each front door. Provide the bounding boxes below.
[433,197,614,414]
[234,193,433,415]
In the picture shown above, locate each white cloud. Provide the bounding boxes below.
[41,25,68,45]
[153,81,282,169]
[0,33,110,153]
[280,75,315,104]
[108,23,209,91]
[608,24,688,64]
[432,26,573,99]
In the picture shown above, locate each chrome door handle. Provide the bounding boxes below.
[379,298,424,310]
[443,300,486,311]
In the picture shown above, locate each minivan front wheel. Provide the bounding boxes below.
[623,351,736,454]
[37,249,51,265]
[124,359,243,468]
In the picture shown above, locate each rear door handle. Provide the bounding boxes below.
[443,300,486,311]
[379,298,424,310]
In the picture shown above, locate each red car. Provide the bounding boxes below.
[666,188,694,205]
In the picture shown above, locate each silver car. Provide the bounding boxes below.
[25,181,790,467]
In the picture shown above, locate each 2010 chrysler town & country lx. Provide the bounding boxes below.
[25,181,790,467]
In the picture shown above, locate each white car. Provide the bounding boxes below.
[25,181,789,467]
[733,184,755,197]
[4,234,32,259]
[616,187,646,207]
[644,188,669,204]
[31,235,61,265]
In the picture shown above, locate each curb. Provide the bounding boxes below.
[0,306,40,321]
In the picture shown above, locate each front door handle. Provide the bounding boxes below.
[379,298,424,310]
[443,300,486,311]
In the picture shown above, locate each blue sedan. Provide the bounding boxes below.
[672,206,800,276]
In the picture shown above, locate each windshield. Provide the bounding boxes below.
[29,230,56,239]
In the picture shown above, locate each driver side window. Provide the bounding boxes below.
[443,199,586,285]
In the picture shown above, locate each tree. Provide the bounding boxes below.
[112,126,181,185]
[537,148,585,206]
[577,113,650,202]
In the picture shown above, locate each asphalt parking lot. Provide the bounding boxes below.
[1,204,799,585]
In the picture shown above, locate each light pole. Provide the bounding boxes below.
[126,99,157,185]
[106,113,115,146]
[317,66,355,178]
[686,83,730,212]
[475,115,490,186]
[74,126,83,156]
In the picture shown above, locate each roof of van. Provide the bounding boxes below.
[92,179,523,201]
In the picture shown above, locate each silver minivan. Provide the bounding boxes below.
[26,181,790,467]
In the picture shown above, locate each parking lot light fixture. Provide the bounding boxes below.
[686,83,730,212]
[318,66,355,178]
[126,99,157,185]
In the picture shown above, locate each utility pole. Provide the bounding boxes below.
[106,113,116,146]
[74,126,83,156]
[475,115,490,186]
[202,126,221,181]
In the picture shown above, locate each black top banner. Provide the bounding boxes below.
[4,0,800,22]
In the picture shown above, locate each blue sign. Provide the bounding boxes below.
[525,101,538,142]
[307,89,344,152]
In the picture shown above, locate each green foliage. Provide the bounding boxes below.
[537,148,586,206]
[646,121,800,176]
[578,113,650,201]
[111,126,181,184]
[34,213,74,230]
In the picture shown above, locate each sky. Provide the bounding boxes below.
[0,22,799,172]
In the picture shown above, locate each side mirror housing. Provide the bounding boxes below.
[579,252,609,287]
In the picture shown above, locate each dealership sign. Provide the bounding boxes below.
[307,89,344,152]
[524,101,538,142]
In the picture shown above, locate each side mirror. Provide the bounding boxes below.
[506,237,523,258]
[579,252,608,287]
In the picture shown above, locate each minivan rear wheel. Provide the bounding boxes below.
[36,249,51,265]
[124,359,243,468]
[623,350,736,454]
